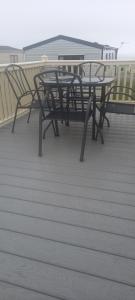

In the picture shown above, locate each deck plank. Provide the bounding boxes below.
[0,112,135,299]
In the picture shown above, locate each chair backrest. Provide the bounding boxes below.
[105,85,135,102]
[5,64,33,102]
[78,61,106,82]
[105,65,117,78]
[34,69,87,114]
[104,85,135,114]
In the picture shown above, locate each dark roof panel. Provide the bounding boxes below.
[0,46,22,52]
[23,35,116,51]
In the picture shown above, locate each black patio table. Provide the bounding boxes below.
[43,76,115,140]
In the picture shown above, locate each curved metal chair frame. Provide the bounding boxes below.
[5,64,40,132]
[34,69,93,161]
[96,85,135,143]
[78,61,106,82]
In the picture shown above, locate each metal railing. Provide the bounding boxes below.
[0,59,135,125]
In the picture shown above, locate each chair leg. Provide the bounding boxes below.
[96,127,104,144]
[12,103,18,133]
[104,115,110,127]
[43,120,56,139]
[96,113,109,143]
[27,107,32,123]
[27,97,36,123]
[80,120,88,162]
[95,108,106,144]
[95,113,104,144]
[52,121,57,136]
[38,110,43,156]
[54,120,59,136]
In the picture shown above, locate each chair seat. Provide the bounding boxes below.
[19,100,48,110]
[22,101,40,109]
[106,102,135,114]
[46,110,87,122]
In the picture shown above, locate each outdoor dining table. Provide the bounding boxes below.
[42,76,115,140]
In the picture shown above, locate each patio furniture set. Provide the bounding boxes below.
[5,62,135,161]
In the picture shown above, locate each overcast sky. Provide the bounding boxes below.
[1,0,135,58]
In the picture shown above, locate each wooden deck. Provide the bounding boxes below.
[0,112,135,300]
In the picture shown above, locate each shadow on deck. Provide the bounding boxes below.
[0,112,135,299]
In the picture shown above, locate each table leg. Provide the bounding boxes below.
[98,85,106,132]
[92,88,96,140]
[96,85,106,144]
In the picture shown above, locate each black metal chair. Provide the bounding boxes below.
[78,61,107,109]
[78,61,106,82]
[5,64,43,132]
[96,85,135,143]
[34,70,93,161]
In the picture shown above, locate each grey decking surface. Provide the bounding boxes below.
[0,112,135,299]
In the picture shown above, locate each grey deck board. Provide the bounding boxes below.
[0,200,135,238]
[1,194,135,221]
[0,282,57,300]
[0,166,135,193]
[0,112,135,299]
[1,230,135,285]
[1,253,135,300]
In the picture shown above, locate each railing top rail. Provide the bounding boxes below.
[1,59,135,72]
